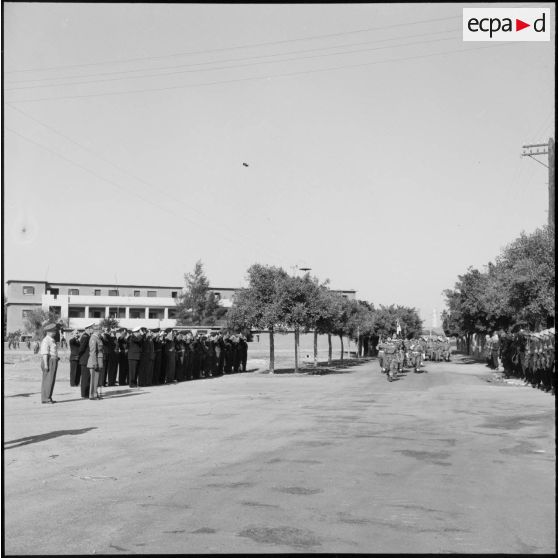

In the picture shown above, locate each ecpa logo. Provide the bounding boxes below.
[463,8,550,41]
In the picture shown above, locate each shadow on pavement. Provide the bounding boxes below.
[4,427,98,449]
[273,358,374,376]
[6,392,39,398]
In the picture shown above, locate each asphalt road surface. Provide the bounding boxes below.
[3,354,555,554]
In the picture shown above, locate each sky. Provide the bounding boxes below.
[2,2,555,326]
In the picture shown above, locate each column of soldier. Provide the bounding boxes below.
[376,335,452,382]
[484,328,555,394]
[68,324,249,400]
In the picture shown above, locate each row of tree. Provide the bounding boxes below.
[442,225,555,343]
[226,264,422,373]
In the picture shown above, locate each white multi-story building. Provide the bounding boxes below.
[4,279,356,333]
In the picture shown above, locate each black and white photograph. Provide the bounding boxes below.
[2,2,555,554]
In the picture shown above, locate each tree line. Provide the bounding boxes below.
[442,225,555,346]
[225,264,422,373]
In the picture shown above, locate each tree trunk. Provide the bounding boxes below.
[339,335,344,361]
[294,328,299,373]
[313,330,318,367]
[269,329,275,373]
[328,333,332,365]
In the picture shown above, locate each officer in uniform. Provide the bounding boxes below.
[40,323,60,404]
[175,332,186,382]
[116,328,129,386]
[79,323,94,399]
[127,326,144,387]
[69,329,82,386]
[152,329,164,385]
[87,324,104,400]
[163,328,177,383]
[239,333,248,372]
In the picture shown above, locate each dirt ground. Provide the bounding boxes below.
[2,351,555,554]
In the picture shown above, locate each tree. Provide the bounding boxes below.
[175,260,220,326]
[279,274,323,372]
[497,226,555,329]
[227,264,290,373]
[314,288,345,365]
[371,304,422,340]
[99,317,120,330]
[22,308,65,340]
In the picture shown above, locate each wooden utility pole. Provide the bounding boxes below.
[521,137,554,229]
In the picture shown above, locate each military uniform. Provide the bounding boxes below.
[69,333,81,386]
[78,330,91,398]
[127,330,144,387]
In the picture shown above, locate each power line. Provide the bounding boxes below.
[5,14,462,75]
[5,126,283,258]
[7,42,518,105]
[6,28,460,86]
[5,35,458,92]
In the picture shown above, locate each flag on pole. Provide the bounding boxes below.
[432,308,438,329]
[396,319,402,335]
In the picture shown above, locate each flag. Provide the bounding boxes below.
[396,319,402,335]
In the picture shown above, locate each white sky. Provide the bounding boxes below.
[2,3,555,325]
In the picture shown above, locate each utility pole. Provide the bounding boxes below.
[521,137,554,229]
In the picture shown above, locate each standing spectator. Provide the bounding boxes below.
[69,330,82,386]
[40,323,60,404]
[87,324,104,400]
[33,339,40,354]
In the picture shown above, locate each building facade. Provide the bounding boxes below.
[5,280,356,333]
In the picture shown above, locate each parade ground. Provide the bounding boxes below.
[3,352,555,554]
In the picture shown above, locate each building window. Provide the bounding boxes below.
[94,289,101,296]
[68,288,79,296]
[22,310,32,318]
[171,291,178,298]
[129,308,145,319]
[68,306,86,318]
[168,308,177,319]
[149,309,164,320]
[89,307,106,319]
[109,307,126,319]
[213,292,221,300]
[147,290,156,297]
[108,289,119,296]
[22,286,35,295]
[134,290,140,297]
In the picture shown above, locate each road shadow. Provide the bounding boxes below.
[273,358,374,376]
[6,392,39,398]
[4,427,97,449]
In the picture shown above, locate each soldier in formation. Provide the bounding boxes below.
[498,327,555,394]
[376,334,452,380]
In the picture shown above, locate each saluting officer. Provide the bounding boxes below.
[79,323,94,399]
[127,326,144,387]
[163,328,177,383]
[69,329,82,386]
[117,328,129,386]
[239,333,248,372]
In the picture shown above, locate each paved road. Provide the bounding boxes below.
[3,355,555,554]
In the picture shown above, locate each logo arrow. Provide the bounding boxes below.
[516,19,530,31]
